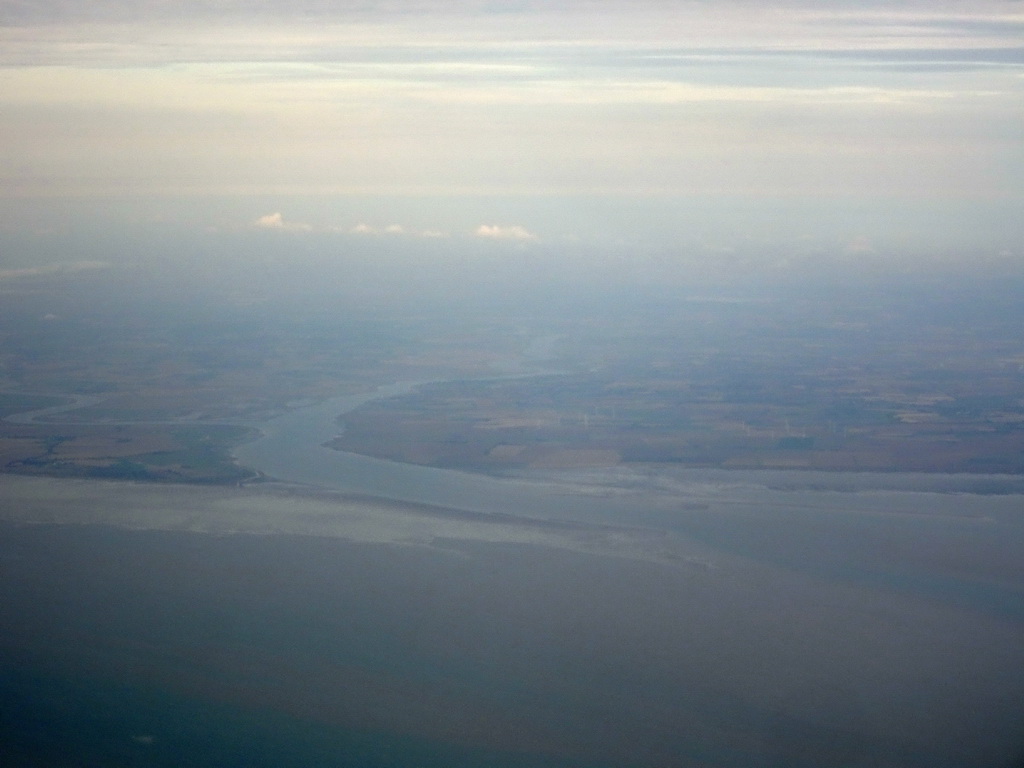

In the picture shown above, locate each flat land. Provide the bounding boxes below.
[330,297,1024,474]
[3,272,1024,480]
[0,276,526,483]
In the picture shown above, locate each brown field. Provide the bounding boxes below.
[4,276,1024,481]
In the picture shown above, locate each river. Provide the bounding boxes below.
[229,376,1024,618]
[4,357,1024,767]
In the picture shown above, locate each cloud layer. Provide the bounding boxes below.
[0,1,1020,259]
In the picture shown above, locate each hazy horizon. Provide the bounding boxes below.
[1,0,1021,292]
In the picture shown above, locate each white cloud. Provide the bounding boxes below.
[255,212,284,228]
[254,212,312,232]
[474,224,536,241]
[350,223,439,237]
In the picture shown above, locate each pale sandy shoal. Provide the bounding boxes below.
[0,474,713,568]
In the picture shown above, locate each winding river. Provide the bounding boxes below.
[6,340,1024,617]
[227,368,1024,623]
[230,380,655,524]
[228,338,661,525]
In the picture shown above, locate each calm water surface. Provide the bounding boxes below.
[2,384,1024,767]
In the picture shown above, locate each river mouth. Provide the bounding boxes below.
[4,348,1024,767]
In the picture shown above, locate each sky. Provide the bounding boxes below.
[0,0,1022,286]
